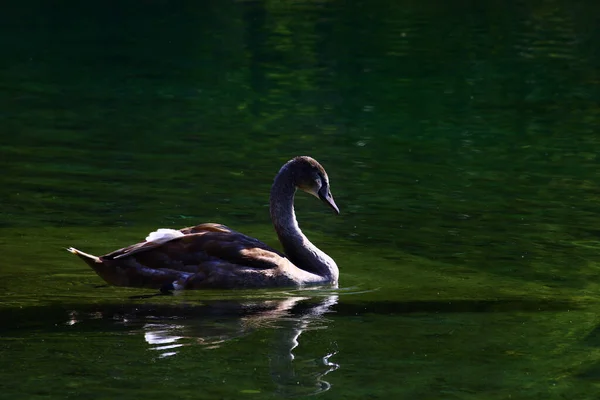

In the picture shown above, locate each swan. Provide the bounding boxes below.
[67,156,340,291]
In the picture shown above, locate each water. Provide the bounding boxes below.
[2,0,600,398]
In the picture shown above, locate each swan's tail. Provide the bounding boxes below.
[66,247,100,267]
[67,246,188,291]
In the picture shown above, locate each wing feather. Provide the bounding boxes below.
[101,223,286,271]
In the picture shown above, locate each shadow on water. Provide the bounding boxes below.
[1,294,583,334]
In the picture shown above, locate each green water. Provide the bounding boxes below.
[2,0,600,398]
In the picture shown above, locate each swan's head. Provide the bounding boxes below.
[290,156,340,215]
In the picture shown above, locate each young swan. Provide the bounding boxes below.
[67,156,340,291]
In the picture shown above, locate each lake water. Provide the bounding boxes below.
[2,1,600,399]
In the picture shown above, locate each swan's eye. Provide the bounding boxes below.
[314,176,322,189]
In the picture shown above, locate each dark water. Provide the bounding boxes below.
[2,0,600,398]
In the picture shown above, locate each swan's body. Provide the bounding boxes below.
[67,156,340,291]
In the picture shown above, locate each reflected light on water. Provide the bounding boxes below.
[143,324,186,358]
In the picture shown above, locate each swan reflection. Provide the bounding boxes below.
[66,294,339,396]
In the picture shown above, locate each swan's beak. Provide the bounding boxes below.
[318,187,340,215]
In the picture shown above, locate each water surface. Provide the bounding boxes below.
[2,0,600,399]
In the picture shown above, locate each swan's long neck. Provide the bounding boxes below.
[270,165,339,282]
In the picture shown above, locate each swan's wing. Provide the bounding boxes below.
[101,223,286,271]
[102,223,239,259]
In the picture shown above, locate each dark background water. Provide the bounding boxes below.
[2,0,600,399]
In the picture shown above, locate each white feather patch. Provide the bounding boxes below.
[145,228,184,244]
